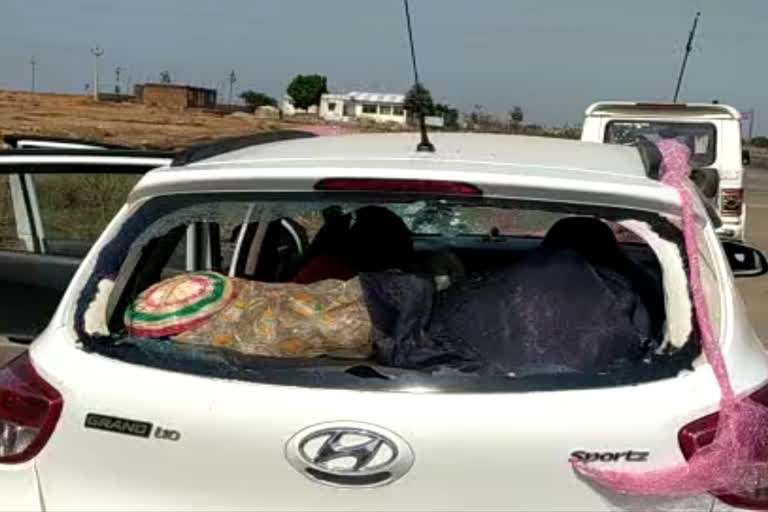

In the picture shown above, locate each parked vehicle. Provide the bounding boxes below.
[0,131,308,341]
[0,140,173,341]
[1,132,767,511]
[581,101,748,241]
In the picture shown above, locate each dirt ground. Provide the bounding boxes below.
[0,89,325,150]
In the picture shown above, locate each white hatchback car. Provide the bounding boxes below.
[1,132,768,511]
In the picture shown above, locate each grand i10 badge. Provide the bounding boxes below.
[84,413,181,441]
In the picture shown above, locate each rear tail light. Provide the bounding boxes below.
[314,178,482,196]
[721,188,744,216]
[0,353,62,463]
[678,382,768,509]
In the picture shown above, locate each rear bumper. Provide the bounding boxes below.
[717,224,744,241]
[717,216,745,241]
[0,462,43,512]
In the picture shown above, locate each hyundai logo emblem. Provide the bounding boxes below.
[285,422,414,487]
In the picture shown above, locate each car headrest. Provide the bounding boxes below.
[347,206,414,272]
[541,217,621,266]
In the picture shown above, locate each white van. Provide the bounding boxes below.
[582,101,746,240]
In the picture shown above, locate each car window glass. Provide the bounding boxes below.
[0,175,24,251]
[72,194,699,393]
[393,201,568,236]
[604,121,716,168]
[33,173,141,257]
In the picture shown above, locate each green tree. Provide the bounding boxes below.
[159,71,172,84]
[286,74,328,110]
[239,90,277,109]
[509,106,524,126]
[404,83,434,122]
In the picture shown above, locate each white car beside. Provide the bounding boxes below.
[1,132,767,511]
[581,101,748,241]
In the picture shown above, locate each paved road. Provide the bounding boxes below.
[736,166,768,341]
[2,168,768,367]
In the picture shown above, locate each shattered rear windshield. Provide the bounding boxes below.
[76,193,699,392]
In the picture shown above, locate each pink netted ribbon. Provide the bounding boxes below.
[571,139,768,497]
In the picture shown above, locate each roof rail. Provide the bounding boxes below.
[171,130,316,167]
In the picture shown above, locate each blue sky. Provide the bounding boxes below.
[1,0,766,131]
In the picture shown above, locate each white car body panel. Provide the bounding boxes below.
[0,461,41,511]
[15,141,109,150]
[0,154,172,168]
[0,133,765,510]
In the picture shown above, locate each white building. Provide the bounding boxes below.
[319,92,407,125]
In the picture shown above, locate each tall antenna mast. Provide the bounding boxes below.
[403,0,434,152]
[228,70,237,105]
[90,46,104,101]
[30,56,36,93]
[673,11,700,103]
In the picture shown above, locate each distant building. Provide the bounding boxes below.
[318,92,407,125]
[134,83,217,109]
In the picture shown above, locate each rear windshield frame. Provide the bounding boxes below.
[75,191,701,393]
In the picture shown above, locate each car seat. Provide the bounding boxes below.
[541,216,665,339]
[346,206,415,273]
[295,206,416,283]
[293,206,355,284]
[230,218,308,282]
[541,216,623,267]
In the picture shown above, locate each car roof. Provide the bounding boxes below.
[132,133,690,219]
[183,132,648,178]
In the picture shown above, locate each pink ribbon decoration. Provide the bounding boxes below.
[572,139,768,497]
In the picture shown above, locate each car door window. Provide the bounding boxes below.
[0,175,25,252]
[33,173,142,257]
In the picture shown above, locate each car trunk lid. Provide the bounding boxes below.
[31,340,721,511]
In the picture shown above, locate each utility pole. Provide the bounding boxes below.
[228,70,237,105]
[673,11,700,103]
[90,46,104,100]
[114,67,121,94]
[30,56,36,93]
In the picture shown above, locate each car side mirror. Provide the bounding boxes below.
[722,241,768,277]
[743,149,751,166]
